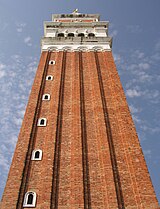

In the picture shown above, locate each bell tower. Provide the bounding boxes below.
[1,11,159,209]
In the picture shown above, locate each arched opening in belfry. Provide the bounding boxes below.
[88,33,95,37]
[57,33,64,37]
[68,33,74,37]
[78,33,85,37]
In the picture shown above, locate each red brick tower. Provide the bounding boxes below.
[1,11,159,209]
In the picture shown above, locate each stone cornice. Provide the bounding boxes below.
[44,21,109,28]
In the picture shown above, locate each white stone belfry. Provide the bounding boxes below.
[41,12,112,52]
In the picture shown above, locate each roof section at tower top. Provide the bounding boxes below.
[52,13,100,21]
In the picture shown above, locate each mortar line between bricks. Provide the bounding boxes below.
[16,51,51,209]
[94,51,125,209]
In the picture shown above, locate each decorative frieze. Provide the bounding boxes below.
[41,44,111,52]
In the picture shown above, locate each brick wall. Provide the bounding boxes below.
[1,51,48,209]
[1,51,159,209]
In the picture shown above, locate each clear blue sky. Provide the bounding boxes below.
[0,0,160,203]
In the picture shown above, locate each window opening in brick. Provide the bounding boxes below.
[27,194,33,204]
[46,75,53,80]
[31,149,42,160]
[40,119,45,125]
[37,118,47,126]
[45,95,48,99]
[42,94,50,101]
[23,192,36,207]
[49,60,55,65]
[35,151,40,159]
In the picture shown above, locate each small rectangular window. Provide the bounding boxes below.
[42,94,50,101]
[49,60,56,65]
[46,75,53,80]
[37,118,47,127]
[23,192,36,207]
[31,149,43,161]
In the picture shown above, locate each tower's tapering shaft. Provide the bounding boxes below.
[1,11,159,209]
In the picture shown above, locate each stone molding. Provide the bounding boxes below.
[41,44,112,52]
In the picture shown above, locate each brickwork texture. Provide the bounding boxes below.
[1,51,159,209]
